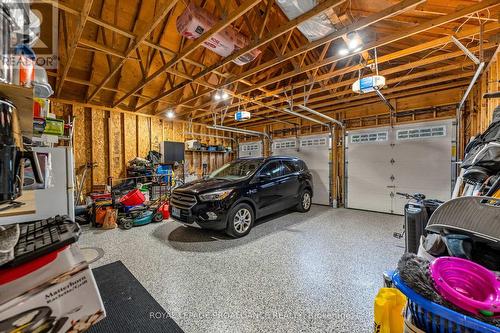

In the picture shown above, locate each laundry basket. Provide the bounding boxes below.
[392,272,500,333]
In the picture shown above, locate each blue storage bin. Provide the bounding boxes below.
[392,272,500,333]
[156,165,172,183]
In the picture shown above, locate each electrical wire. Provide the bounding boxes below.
[391,10,485,88]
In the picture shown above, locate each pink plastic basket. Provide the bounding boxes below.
[430,257,500,318]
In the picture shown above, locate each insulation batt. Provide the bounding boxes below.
[176,3,261,65]
[275,0,337,41]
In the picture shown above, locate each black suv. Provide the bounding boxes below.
[169,156,313,237]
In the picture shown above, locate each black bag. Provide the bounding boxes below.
[462,142,500,173]
[462,105,500,176]
[465,105,500,154]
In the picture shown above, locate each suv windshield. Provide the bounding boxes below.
[209,159,263,180]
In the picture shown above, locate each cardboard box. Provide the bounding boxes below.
[0,263,105,333]
[0,245,86,304]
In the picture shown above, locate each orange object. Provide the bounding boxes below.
[95,207,109,225]
[33,100,41,117]
[18,55,34,87]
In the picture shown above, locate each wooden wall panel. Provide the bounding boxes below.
[163,121,172,141]
[51,101,236,194]
[151,118,163,152]
[72,105,85,170]
[464,53,499,153]
[397,89,463,111]
[123,114,137,164]
[109,112,124,180]
[137,116,150,158]
[91,109,108,187]
[51,101,71,118]
[72,105,92,194]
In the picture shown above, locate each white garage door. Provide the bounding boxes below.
[272,134,331,205]
[346,120,456,215]
[239,141,263,158]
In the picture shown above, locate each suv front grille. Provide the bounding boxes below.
[171,191,197,209]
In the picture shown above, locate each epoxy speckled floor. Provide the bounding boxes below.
[80,207,404,333]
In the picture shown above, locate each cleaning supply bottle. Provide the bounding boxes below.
[374,288,406,333]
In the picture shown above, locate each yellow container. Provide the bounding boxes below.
[374,288,406,333]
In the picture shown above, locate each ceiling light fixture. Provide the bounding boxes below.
[166,109,175,119]
[348,39,360,50]
[339,32,364,56]
[347,32,362,50]
[214,89,229,101]
[338,48,349,56]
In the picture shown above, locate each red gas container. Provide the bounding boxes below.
[159,202,170,219]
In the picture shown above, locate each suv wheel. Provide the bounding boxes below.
[226,203,254,237]
[297,190,312,213]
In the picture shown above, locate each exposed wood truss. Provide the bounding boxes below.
[51,0,499,129]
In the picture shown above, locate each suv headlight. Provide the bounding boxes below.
[199,189,233,202]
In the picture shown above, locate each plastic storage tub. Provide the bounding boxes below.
[43,118,64,135]
[392,272,500,333]
[119,189,145,206]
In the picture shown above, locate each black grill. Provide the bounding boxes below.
[170,191,197,209]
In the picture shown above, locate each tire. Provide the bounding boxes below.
[296,189,312,213]
[121,219,134,230]
[225,203,254,238]
[152,212,163,223]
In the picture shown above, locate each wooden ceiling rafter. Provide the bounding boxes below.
[128,1,177,110]
[86,0,181,102]
[52,0,499,128]
[241,83,467,128]
[191,39,498,122]
[56,0,94,97]
[48,0,332,108]
[132,0,349,111]
[258,0,275,38]
[228,1,499,103]
[84,0,108,101]
[112,0,265,109]
[97,0,144,103]
[189,20,499,121]
[46,71,145,98]
[48,0,201,96]
[179,0,429,113]
[226,75,472,128]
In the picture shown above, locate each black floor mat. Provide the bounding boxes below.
[88,261,183,333]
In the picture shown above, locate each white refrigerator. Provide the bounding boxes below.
[0,147,75,225]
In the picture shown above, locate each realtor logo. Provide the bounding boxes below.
[2,0,58,69]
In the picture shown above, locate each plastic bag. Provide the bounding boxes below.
[102,209,118,230]
[374,288,406,333]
